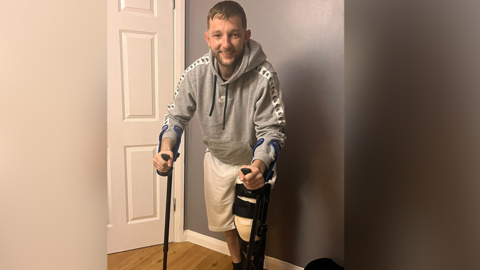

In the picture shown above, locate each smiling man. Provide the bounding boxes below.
[153,1,286,269]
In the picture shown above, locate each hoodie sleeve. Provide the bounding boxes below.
[161,71,197,149]
[252,73,286,168]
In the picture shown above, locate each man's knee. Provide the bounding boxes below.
[225,228,238,238]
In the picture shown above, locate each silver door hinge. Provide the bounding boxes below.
[173,198,176,212]
[172,0,175,9]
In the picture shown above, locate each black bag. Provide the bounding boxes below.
[305,258,344,270]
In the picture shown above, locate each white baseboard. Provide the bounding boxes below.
[183,230,304,270]
[184,229,230,255]
[264,256,304,270]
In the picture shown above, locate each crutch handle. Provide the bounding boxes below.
[157,154,174,176]
[161,153,170,161]
[241,168,252,175]
[240,168,264,197]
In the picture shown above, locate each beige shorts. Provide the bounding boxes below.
[203,150,277,232]
[203,151,243,232]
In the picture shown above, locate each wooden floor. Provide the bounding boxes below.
[108,241,264,270]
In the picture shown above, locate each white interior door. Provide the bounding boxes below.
[107,0,175,254]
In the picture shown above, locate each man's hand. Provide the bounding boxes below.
[239,159,267,190]
[153,150,173,173]
[153,137,175,173]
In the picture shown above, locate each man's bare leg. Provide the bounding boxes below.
[225,229,242,263]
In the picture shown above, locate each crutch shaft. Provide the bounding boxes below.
[158,153,174,270]
[163,172,173,269]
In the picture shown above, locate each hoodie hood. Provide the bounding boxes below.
[208,39,266,85]
[207,39,267,130]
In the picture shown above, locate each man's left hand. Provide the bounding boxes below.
[239,159,267,190]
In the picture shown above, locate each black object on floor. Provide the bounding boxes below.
[304,258,344,270]
[233,261,244,270]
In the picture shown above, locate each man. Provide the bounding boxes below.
[153,1,285,269]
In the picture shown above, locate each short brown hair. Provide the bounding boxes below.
[207,1,247,30]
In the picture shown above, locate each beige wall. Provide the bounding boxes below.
[1,1,106,269]
[184,0,344,267]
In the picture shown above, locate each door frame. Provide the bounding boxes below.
[173,0,186,243]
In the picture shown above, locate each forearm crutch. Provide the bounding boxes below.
[239,169,272,270]
[156,127,182,270]
[236,139,280,270]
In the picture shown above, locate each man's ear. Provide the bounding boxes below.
[204,31,210,47]
[245,29,251,44]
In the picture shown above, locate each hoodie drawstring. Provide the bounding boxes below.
[209,75,217,116]
[209,75,229,130]
[223,84,229,130]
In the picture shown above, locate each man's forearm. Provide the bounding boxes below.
[251,159,267,174]
[161,137,175,152]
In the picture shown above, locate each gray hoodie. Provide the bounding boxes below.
[162,39,286,168]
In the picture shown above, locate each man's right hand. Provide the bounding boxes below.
[153,137,175,173]
[153,150,173,173]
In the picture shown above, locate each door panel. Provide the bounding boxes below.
[125,145,158,223]
[121,31,158,120]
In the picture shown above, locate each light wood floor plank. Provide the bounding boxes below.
[108,242,267,270]
[194,251,230,270]
[108,242,229,270]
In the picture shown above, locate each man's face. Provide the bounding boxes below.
[204,16,251,69]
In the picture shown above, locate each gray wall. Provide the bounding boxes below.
[184,0,344,267]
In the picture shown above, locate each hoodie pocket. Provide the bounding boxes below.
[203,137,252,165]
